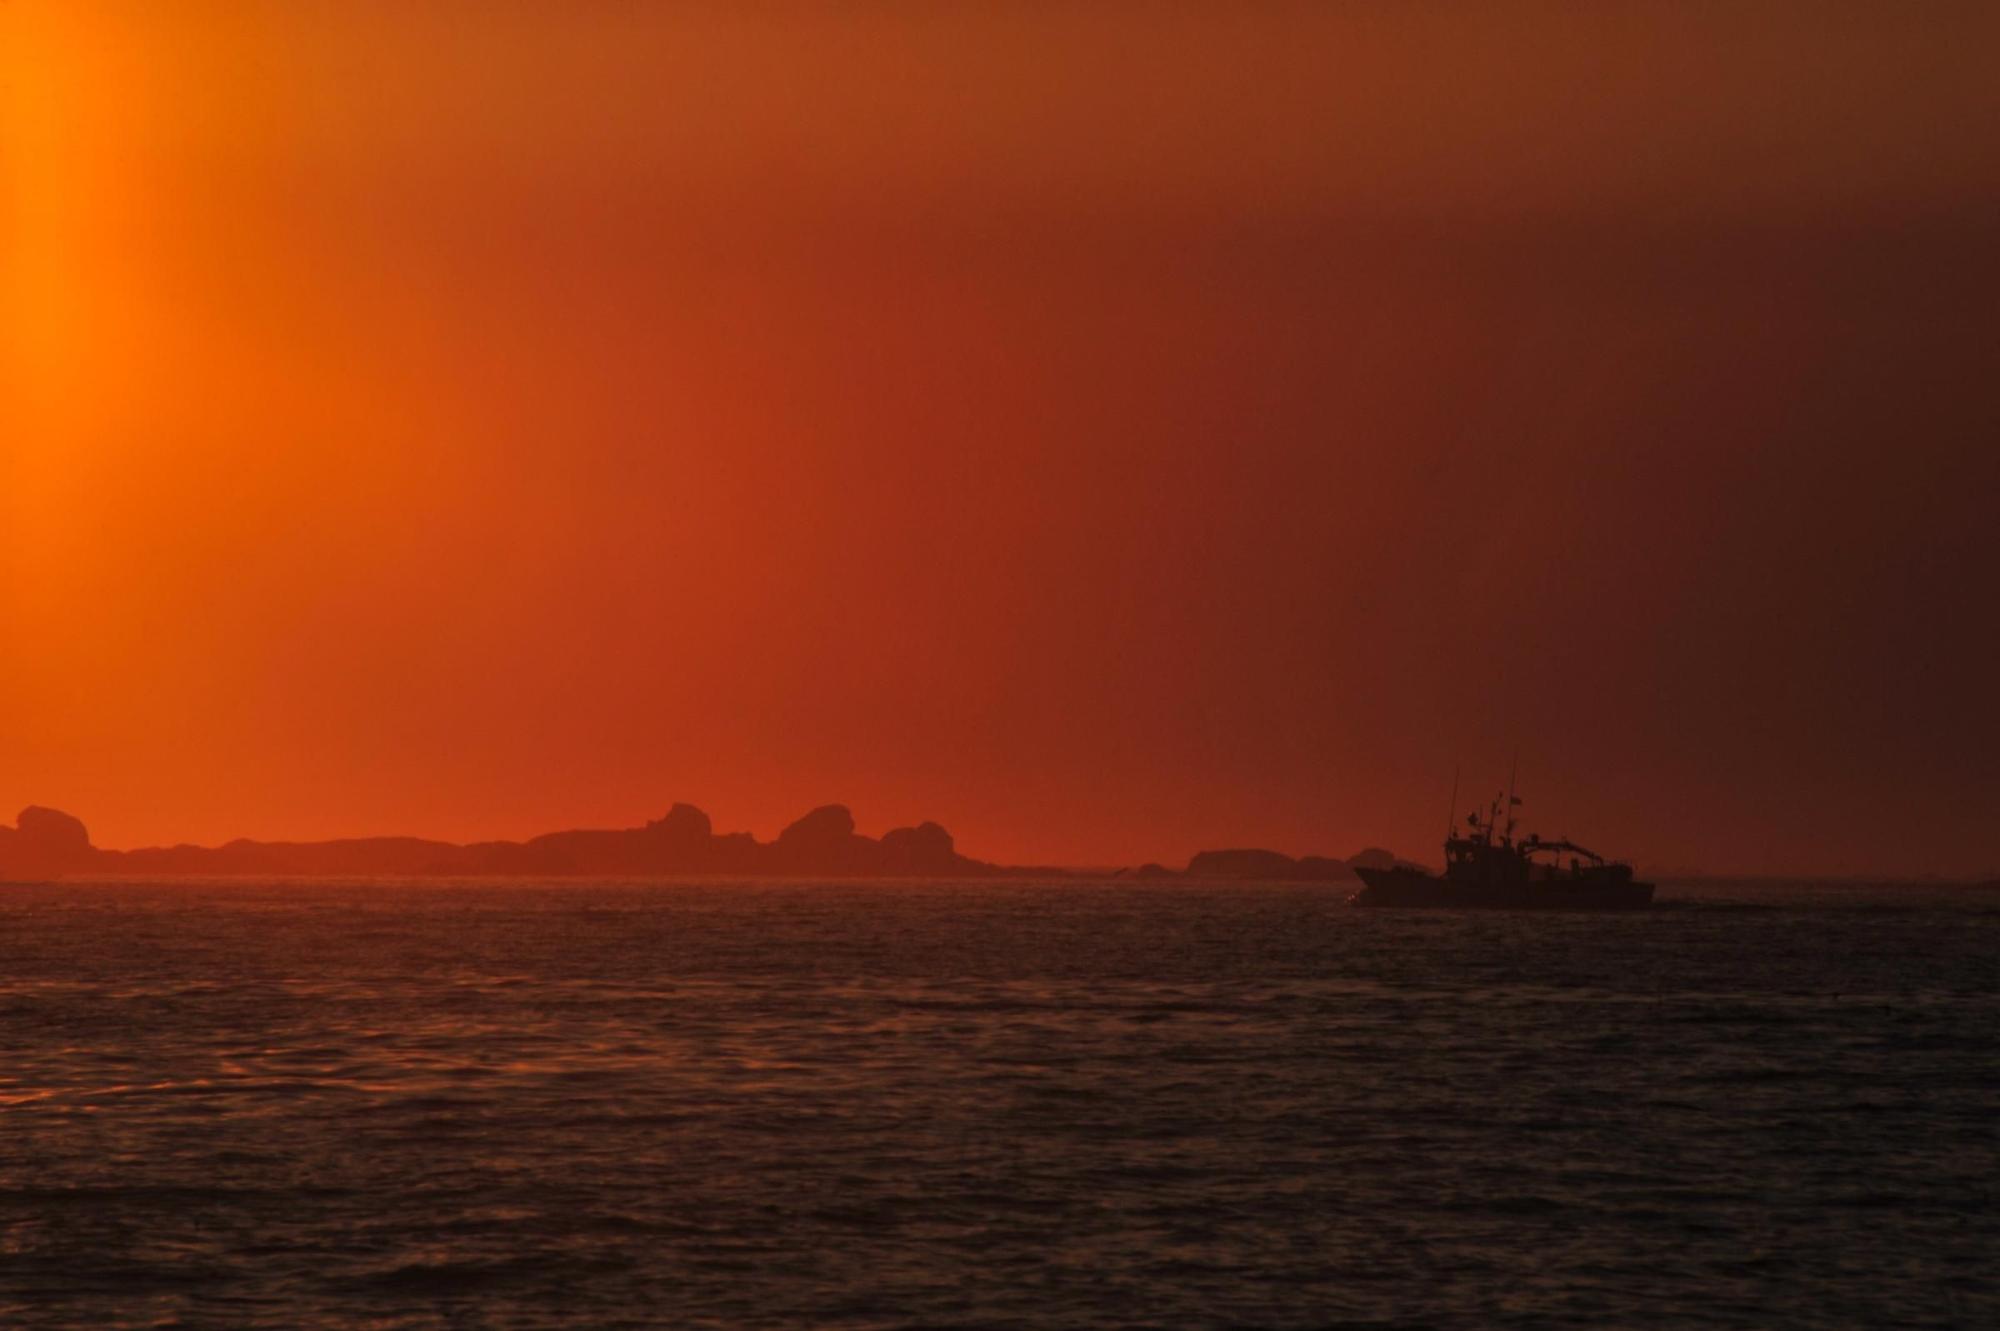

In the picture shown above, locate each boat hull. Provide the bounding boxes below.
[1350,865,1654,910]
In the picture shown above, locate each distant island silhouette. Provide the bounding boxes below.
[0,804,1411,883]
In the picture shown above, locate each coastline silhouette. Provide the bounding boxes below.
[0,803,1403,883]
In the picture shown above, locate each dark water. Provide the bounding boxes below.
[1,879,1995,1329]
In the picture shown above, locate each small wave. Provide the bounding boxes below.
[1436,1194,1569,1216]
[340,1254,632,1295]
[0,1183,353,1206]
[1654,900,1782,914]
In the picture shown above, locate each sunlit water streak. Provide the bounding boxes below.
[1,879,1994,1328]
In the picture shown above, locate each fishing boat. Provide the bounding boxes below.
[1351,786,1653,910]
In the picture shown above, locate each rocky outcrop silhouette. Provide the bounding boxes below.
[1186,847,1312,881]
[1,800,1419,884]
[115,835,468,876]
[880,821,958,873]
[1147,843,1424,883]
[18,806,91,856]
[768,805,867,874]
[1182,847,1358,882]
[0,801,1008,879]
[649,802,713,846]
[0,807,98,879]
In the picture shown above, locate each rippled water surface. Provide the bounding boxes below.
[1,878,1995,1328]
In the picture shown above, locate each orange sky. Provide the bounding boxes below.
[5,4,1998,874]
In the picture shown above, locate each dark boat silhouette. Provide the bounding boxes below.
[1351,786,1653,910]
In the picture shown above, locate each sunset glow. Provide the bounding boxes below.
[5,3,1997,873]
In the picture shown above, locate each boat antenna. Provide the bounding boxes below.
[1444,764,1461,842]
[1504,750,1519,840]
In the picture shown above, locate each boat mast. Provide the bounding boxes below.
[1444,765,1461,843]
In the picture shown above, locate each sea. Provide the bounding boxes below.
[0,878,1994,1329]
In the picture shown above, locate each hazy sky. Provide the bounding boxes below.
[5,4,1997,873]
